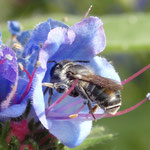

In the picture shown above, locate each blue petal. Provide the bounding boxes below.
[17,30,33,47]
[44,16,106,63]
[23,18,68,57]
[0,46,18,82]
[89,56,121,82]
[0,77,30,119]
[8,21,21,36]
[32,67,49,129]
[0,102,27,118]
[15,78,31,102]
[47,18,69,29]
[0,46,18,102]
[68,16,106,59]
[49,120,92,148]
[0,76,12,102]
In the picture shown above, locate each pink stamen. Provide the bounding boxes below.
[121,64,150,85]
[46,97,148,121]
[0,58,7,64]
[46,79,78,114]
[17,68,37,104]
[23,66,31,80]
[105,98,147,118]
[55,99,84,113]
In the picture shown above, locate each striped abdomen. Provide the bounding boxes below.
[82,82,122,114]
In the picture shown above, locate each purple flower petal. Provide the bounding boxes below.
[0,102,27,119]
[43,16,106,63]
[0,46,18,82]
[23,18,68,57]
[0,46,18,104]
[89,56,121,82]
[32,67,49,129]
[0,77,30,119]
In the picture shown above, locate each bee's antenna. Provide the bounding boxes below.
[73,60,89,63]
[48,60,57,64]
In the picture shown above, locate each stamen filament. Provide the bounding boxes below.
[0,58,7,64]
[46,79,78,114]
[122,64,150,85]
[46,96,148,121]
[83,5,93,20]
[23,67,31,80]
[17,68,37,104]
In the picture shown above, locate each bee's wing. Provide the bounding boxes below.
[72,74,123,91]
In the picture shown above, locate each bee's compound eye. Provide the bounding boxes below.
[55,64,62,69]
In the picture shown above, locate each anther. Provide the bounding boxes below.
[146,93,150,100]
[35,61,41,68]
[18,63,31,79]
[13,43,22,49]
[69,114,78,119]
[18,63,24,71]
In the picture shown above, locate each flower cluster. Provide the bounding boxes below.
[0,14,149,149]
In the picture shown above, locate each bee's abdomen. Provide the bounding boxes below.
[85,83,121,114]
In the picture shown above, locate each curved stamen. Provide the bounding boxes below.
[46,95,149,121]
[122,64,150,85]
[46,79,78,114]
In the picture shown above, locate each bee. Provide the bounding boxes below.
[44,60,123,120]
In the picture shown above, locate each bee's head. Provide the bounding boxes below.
[49,60,72,82]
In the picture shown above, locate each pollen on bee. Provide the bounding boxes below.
[92,104,99,113]
[69,114,78,119]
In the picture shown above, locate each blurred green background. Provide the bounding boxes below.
[0,0,150,150]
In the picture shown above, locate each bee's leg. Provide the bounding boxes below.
[44,87,49,95]
[78,86,97,121]
[48,88,53,106]
[42,83,54,106]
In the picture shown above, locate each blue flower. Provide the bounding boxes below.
[8,21,21,36]
[0,44,31,119]
[31,17,121,147]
